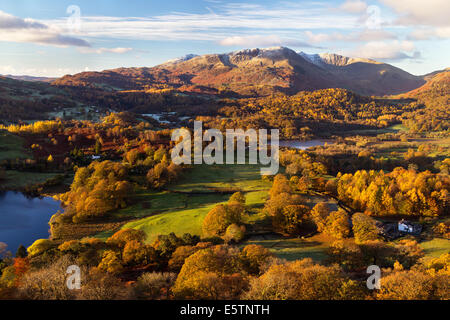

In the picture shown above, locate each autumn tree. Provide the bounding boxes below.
[240,244,273,275]
[202,200,244,238]
[272,204,311,235]
[60,161,133,223]
[17,256,78,300]
[351,213,380,243]
[324,210,350,239]
[242,258,364,300]
[98,250,123,274]
[223,224,246,243]
[122,240,156,266]
[376,271,436,300]
[228,191,246,206]
[172,245,247,299]
[15,245,27,258]
[107,229,146,248]
[134,272,177,299]
[168,243,212,272]
[310,202,330,233]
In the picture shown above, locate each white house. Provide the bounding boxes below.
[398,220,414,233]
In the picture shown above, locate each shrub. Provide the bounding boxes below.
[78,268,131,300]
[27,239,56,257]
[17,256,78,300]
[223,224,246,243]
[133,272,177,299]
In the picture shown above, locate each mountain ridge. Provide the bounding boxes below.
[52,47,432,96]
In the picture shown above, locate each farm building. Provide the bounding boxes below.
[377,220,422,239]
[398,220,417,233]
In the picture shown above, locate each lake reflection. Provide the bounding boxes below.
[0,191,61,255]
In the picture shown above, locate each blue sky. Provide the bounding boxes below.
[0,0,448,76]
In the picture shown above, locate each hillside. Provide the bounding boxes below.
[0,76,81,123]
[403,69,450,107]
[52,47,426,97]
[398,69,449,132]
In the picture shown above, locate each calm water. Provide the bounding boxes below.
[0,191,61,255]
[278,139,332,150]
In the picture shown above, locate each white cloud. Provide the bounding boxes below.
[349,40,419,60]
[219,35,313,47]
[304,31,333,44]
[0,10,90,47]
[305,29,396,43]
[0,65,18,75]
[339,0,368,14]
[0,11,47,29]
[408,27,450,40]
[380,0,450,27]
[78,47,133,54]
[0,65,77,77]
[43,2,359,42]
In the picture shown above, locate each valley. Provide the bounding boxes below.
[0,46,449,301]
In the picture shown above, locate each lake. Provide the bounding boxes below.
[0,191,61,256]
[278,139,332,150]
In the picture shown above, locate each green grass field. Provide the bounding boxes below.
[170,163,272,193]
[420,238,450,260]
[120,200,221,243]
[242,235,329,262]
[344,124,407,136]
[104,163,272,242]
[115,189,270,243]
[1,170,59,189]
[0,131,29,161]
[2,170,60,189]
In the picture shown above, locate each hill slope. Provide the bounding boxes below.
[0,76,81,122]
[402,69,449,108]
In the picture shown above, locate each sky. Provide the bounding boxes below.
[0,0,449,77]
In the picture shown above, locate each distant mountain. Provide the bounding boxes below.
[3,74,57,83]
[53,47,428,96]
[165,54,199,64]
[298,52,425,96]
[299,52,378,67]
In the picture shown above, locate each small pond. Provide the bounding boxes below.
[0,191,61,255]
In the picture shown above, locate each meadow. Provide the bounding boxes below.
[104,163,339,263]
[420,238,450,259]
[241,234,329,262]
[0,131,29,161]
[98,163,272,242]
